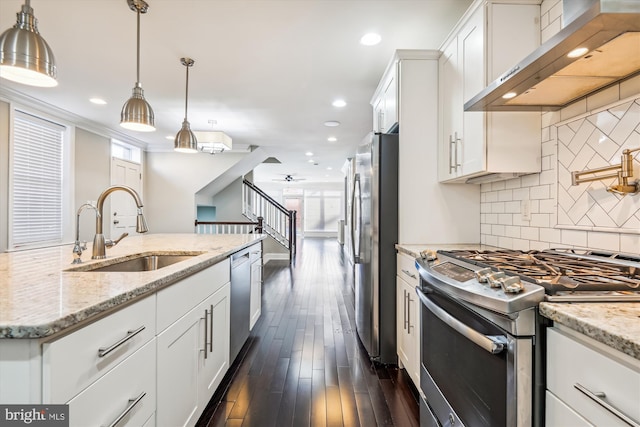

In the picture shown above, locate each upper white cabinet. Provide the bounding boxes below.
[372,50,480,244]
[438,0,542,183]
[372,71,397,132]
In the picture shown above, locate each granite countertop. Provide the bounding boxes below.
[539,302,640,361]
[396,243,640,362]
[0,233,264,339]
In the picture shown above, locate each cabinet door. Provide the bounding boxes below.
[383,72,397,131]
[438,39,462,182]
[396,276,410,370]
[373,97,384,133]
[156,306,202,427]
[198,283,230,410]
[460,6,486,176]
[250,260,262,330]
[406,280,420,387]
[396,276,418,387]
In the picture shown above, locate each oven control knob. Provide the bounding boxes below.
[487,271,506,288]
[420,249,437,261]
[500,276,524,293]
[474,268,493,283]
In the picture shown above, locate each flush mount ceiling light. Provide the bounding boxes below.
[332,99,347,107]
[360,33,381,46]
[193,131,232,155]
[324,121,340,127]
[120,0,155,132]
[174,57,197,153]
[327,136,337,142]
[305,152,314,156]
[0,0,57,87]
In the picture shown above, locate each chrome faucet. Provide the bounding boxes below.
[72,203,100,264]
[92,185,149,259]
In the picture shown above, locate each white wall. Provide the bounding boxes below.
[480,0,640,253]
[209,177,244,221]
[144,151,247,233]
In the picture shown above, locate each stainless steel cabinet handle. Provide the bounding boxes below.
[203,309,209,359]
[209,304,214,353]
[407,293,412,334]
[402,269,417,279]
[574,383,640,427]
[403,289,408,331]
[449,134,455,173]
[98,326,145,358]
[454,132,461,171]
[103,392,146,427]
[416,287,507,354]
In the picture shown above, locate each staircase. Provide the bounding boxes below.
[242,179,296,262]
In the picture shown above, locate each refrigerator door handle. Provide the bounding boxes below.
[351,173,361,264]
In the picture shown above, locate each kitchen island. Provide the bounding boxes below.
[0,233,264,427]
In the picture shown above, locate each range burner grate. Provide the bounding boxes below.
[439,249,640,294]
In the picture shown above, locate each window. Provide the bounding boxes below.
[10,110,71,249]
[111,139,141,163]
[304,190,341,232]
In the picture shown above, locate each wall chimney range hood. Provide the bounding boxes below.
[465,0,640,112]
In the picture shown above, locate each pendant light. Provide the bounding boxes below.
[120,0,155,132]
[0,0,57,87]
[174,57,198,153]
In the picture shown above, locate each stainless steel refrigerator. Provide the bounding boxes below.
[350,132,398,364]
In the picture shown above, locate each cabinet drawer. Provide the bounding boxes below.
[545,391,592,427]
[546,328,640,427]
[397,253,419,286]
[249,243,262,264]
[67,339,156,427]
[43,295,155,403]
[157,258,230,332]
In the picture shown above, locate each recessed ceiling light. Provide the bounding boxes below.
[360,33,381,46]
[308,159,315,163]
[324,121,340,127]
[327,136,337,142]
[567,47,589,58]
[89,98,107,105]
[332,99,347,108]
[502,92,517,99]
[327,166,333,170]
[165,135,174,140]
[305,151,314,156]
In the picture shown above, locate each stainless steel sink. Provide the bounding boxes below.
[68,253,202,272]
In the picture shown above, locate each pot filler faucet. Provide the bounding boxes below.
[571,147,640,195]
[92,185,149,259]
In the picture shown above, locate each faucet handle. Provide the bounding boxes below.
[106,232,129,248]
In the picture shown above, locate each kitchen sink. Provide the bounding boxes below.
[68,252,203,272]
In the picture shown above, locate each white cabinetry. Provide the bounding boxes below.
[546,327,640,427]
[249,243,263,330]
[373,50,480,244]
[372,72,397,133]
[438,0,541,183]
[156,259,230,427]
[395,253,420,389]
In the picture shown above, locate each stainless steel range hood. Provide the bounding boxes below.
[465,0,640,112]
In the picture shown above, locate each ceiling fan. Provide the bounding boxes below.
[273,174,306,182]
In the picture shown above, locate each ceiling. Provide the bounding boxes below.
[0,0,472,184]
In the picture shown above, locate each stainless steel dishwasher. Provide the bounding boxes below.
[230,247,251,362]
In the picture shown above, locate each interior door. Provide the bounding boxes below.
[110,158,142,239]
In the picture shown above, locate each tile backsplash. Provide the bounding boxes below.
[480,87,640,254]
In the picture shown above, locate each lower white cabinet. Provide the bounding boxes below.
[546,327,640,427]
[67,339,156,427]
[396,253,420,388]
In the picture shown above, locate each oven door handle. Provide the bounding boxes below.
[415,287,508,355]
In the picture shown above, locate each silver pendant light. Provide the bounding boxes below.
[120,0,155,132]
[0,0,57,87]
[174,57,198,153]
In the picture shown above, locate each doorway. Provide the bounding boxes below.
[110,158,143,238]
[283,197,303,238]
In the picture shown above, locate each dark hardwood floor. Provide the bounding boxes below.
[198,237,420,427]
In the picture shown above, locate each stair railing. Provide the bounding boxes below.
[195,217,263,234]
[242,179,296,262]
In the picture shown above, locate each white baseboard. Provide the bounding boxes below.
[263,253,290,264]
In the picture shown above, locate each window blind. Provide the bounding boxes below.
[11,110,66,248]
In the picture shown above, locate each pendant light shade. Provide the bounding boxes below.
[0,0,57,87]
[120,0,155,132]
[174,57,197,153]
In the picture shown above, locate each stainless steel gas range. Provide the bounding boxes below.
[414,248,640,427]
